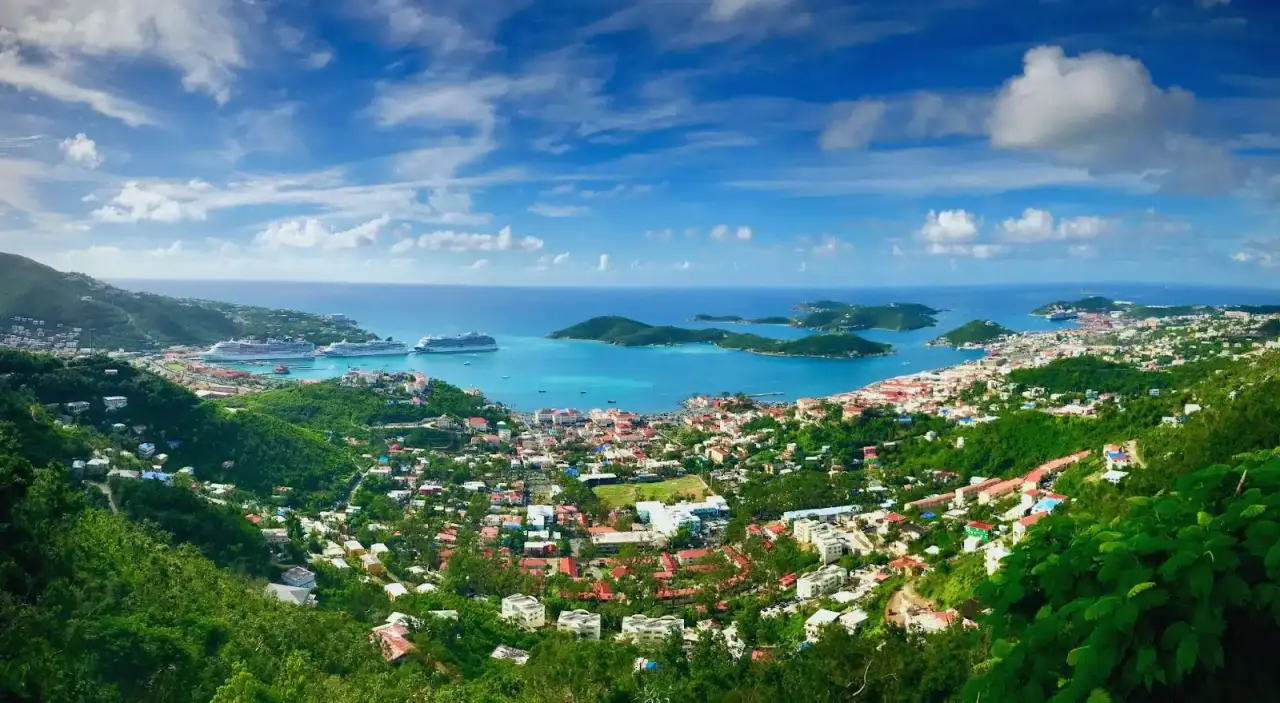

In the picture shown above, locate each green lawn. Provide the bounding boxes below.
[593,475,709,507]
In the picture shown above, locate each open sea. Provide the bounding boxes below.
[117,281,1280,413]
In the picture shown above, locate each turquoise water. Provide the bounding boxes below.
[119,281,1280,413]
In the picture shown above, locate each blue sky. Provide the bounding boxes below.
[0,0,1278,286]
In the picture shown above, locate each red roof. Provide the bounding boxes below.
[559,557,578,578]
[588,526,617,535]
[966,521,995,531]
[721,546,750,569]
[778,573,797,587]
[371,623,415,662]
[245,514,263,524]
[1018,512,1048,528]
[677,548,712,562]
[889,555,928,571]
[884,512,906,523]
[660,552,677,573]
[610,566,629,579]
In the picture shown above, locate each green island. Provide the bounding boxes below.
[0,253,376,349]
[930,319,1015,346]
[793,301,941,331]
[1032,295,1124,316]
[548,315,892,358]
[691,314,793,325]
[1035,295,1274,321]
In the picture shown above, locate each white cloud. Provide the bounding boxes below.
[553,252,571,265]
[999,208,1110,242]
[709,0,793,22]
[1232,240,1278,268]
[0,0,245,103]
[1068,244,1096,258]
[970,244,1008,259]
[255,216,389,251]
[735,226,752,241]
[59,133,101,168]
[417,225,544,253]
[92,181,210,223]
[0,50,152,126]
[710,224,731,241]
[812,234,851,257]
[597,253,610,271]
[820,100,886,150]
[709,224,752,242]
[389,237,417,255]
[645,228,674,241]
[528,203,589,217]
[989,46,1240,194]
[675,260,692,270]
[470,258,490,269]
[918,210,979,244]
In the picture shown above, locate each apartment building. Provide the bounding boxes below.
[796,564,848,599]
[556,609,602,640]
[500,594,546,630]
[621,614,684,646]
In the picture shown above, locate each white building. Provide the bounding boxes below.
[282,566,316,590]
[796,564,848,599]
[556,609,602,640]
[103,396,128,411]
[501,594,546,630]
[805,609,841,642]
[621,614,684,646]
[984,543,1012,575]
[839,609,868,634]
[635,496,730,536]
[384,583,409,600]
[527,504,555,530]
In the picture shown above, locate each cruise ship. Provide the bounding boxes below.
[200,340,316,362]
[322,339,410,357]
[414,332,498,354]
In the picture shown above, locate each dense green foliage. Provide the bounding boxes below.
[691,314,792,325]
[794,302,940,331]
[1258,319,1280,339]
[110,477,271,576]
[1033,296,1124,315]
[549,316,891,358]
[0,350,358,505]
[933,320,1014,346]
[0,252,373,349]
[222,379,504,436]
[972,449,1280,702]
[1008,356,1172,395]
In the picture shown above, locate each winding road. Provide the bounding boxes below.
[88,481,119,514]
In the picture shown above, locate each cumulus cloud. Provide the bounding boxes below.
[710,224,753,242]
[255,216,389,250]
[675,260,692,270]
[597,253,610,271]
[812,234,851,257]
[59,133,101,168]
[820,100,886,150]
[528,203,589,217]
[533,252,571,270]
[999,208,1109,242]
[417,226,543,253]
[1232,240,1278,268]
[92,181,210,222]
[918,210,979,244]
[989,46,1240,194]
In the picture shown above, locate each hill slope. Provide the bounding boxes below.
[549,316,891,358]
[932,320,1014,346]
[0,253,373,349]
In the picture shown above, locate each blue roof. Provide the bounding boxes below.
[921,512,937,519]
[898,417,913,424]
[379,456,389,463]
[563,468,580,477]
[140,471,172,482]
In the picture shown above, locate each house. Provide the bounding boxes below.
[371,543,391,556]
[371,623,416,663]
[557,609,602,640]
[839,609,869,634]
[137,443,156,459]
[1104,444,1132,470]
[64,401,91,415]
[964,521,994,541]
[1101,469,1129,484]
[329,557,350,570]
[490,645,531,665]
[264,583,315,606]
[344,540,366,555]
[984,543,1012,575]
[500,594,546,630]
[621,615,684,646]
[360,553,385,575]
[796,564,848,599]
[1013,512,1047,542]
[384,583,409,600]
[282,566,317,589]
[467,417,490,432]
[977,479,1024,505]
[906,609,962,633]
[103,396,128,411]
[805,609,841,642]
[261,528,290,545]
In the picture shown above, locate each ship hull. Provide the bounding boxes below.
[201,351,317,362]
[414,344,499,354]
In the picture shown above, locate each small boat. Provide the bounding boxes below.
[607,399,617,404]
[463,361,471,366]
[501,375,510,379]
[273,365,290,375]
[580,390,587,394]
[538,390,547,393]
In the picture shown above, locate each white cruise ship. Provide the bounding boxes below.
[201,340,316,362]
[414,332,498,354]
[323,339,410,357]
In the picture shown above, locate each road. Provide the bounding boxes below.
[88,481,119,514]
[1125,439,1146,468]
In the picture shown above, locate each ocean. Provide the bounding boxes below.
[118,281,1280,413]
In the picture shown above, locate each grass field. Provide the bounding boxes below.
[593,475,709,507]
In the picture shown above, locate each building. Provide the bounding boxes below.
[796,564,848,599]
[526,504,555,529]
[805,609,841,642]
[360,553,385,575]
[137,443,156,459]
[977,478,1024,505]
[557,609,603,640]
[635,496,730,536]
[282,566,316,589]
[261,528,290,545]
[1013,512,1047,542]
[964,521,994,541]
[343,540,365,555]
[501,594,546,630]
[371,623,416,663]
[621,615,684,646]
[811,529,844,565]
[384,583,409,600]
[591,530,662,552]
[263,583,315,606]
[839,609,869,634]
[984,543,1012,575]
[1101,470,1129,484]
[103,396,128,411]
[491,645,531,665]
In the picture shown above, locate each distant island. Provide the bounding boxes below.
[931,320,1015,347]
[692,302,941,333]
[1034,296,1279,321]
[691,314,792,325]
[0,253,375,350]
[548,316,892,358]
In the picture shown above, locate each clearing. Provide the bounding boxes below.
[593,475,709,507]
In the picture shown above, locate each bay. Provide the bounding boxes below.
[117,280,1280,413]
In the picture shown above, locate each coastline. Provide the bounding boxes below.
[549,336,894,361]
